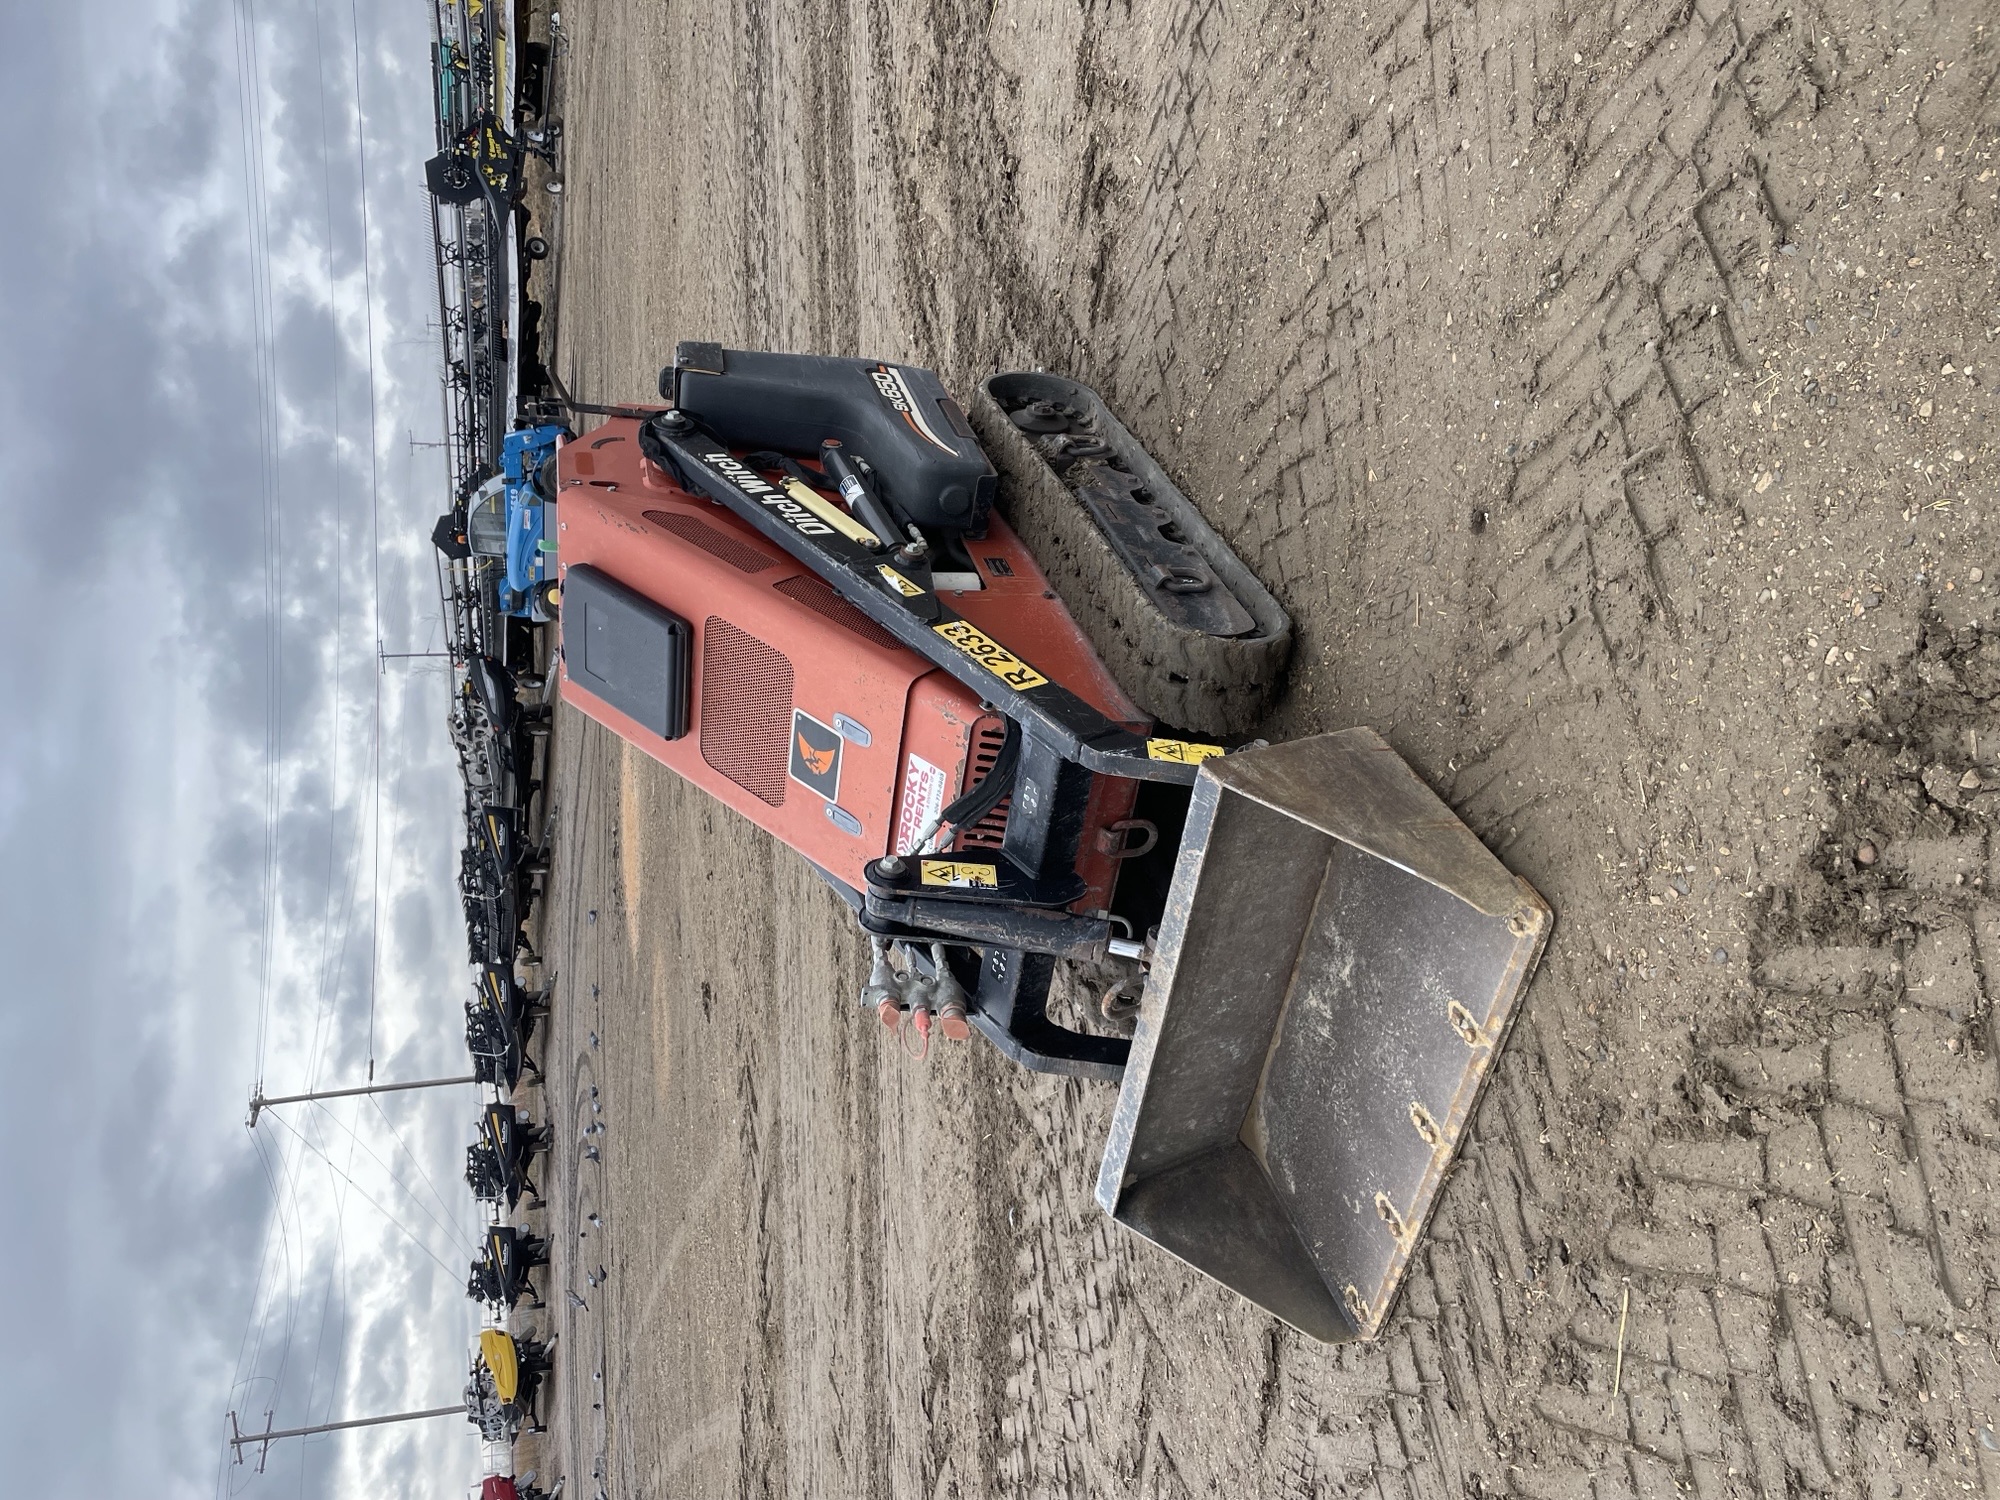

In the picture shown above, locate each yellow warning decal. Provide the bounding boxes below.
[1146,737,1227,764]
[878,564,926,598]
[932,619,1049,690]
[919,859,998,889]
[783,479,879,546]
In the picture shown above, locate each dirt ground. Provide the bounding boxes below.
[511,0,2000,1494]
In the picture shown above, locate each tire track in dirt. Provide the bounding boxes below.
[969,0,2000,1494]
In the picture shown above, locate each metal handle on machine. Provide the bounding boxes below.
[541,368,663,422]
[1102,818,1159,860]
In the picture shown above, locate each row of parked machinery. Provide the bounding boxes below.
[423,7,571,1495]
[430,206,565,1500]
[447,624,561,1488]
[448,645,561,1493]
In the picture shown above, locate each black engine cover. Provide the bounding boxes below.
[666,344,995,532]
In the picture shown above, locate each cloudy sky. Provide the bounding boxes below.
[0,1,491,1495]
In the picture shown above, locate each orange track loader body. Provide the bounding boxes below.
[552,417,1139,907]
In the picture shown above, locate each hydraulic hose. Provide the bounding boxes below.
[927,717,1021,848]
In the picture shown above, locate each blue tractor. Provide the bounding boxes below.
[466,423,569,620]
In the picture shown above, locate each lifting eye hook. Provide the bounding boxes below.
[1101,819,1160,861]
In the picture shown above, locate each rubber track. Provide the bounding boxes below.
[971,392,1294,739]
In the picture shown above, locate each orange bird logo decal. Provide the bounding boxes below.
[797,734,837,777]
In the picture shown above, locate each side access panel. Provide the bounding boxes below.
[1096,729,1551,1342]
[562,564,692,742]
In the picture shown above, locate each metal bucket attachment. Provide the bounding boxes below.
[1096,728,1551,1341]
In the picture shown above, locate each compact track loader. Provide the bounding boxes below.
[551,345,1551,1341]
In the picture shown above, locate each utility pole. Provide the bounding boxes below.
[227,1406,463,1471]
[379,639,456,674]
[247,1074,479,1128]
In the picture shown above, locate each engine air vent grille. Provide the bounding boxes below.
[955,715,1012,850]
[644,510,775,574]
[772,574,902,651]
[699,618,793,805]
